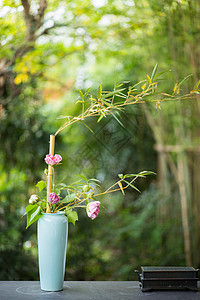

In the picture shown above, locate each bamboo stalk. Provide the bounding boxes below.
[178,153,192,266]
[46,134,55,213]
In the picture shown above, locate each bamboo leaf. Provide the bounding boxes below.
[179,74,193,87]
[139,171,156,176]
[123,173,145,178]
[102,88,126,99]
[97,84,102,98]
[123,180,140,193]
[78,89,84,99]
[173,82,179,94]
[194,80,200,90]
[146,73,151,84]
[150,63,158,81]
[117,181,125,195]
[80,120,94,133]
[131,80,146,88]
[97,114,104,123]
[111,112,124,127]
[88,178,100,183]
[118,174,124,179]
[141,83,146,90]
[154,69,171,80]
[84,87,90,98]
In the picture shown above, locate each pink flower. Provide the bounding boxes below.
[53,154,62,164]
[45,154,55,165]
[86,201,100,220]
[45,154,62,165]
[48,192,60,204]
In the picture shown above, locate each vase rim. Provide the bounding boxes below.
[42,212,65,215]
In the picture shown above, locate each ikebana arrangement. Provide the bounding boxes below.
[25,67,198,291]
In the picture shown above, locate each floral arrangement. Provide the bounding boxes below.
[25,69,195,228]
[26,150,154,227]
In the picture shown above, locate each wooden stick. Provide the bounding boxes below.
[46,134,55,213]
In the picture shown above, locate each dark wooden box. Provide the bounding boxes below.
[135,267,199,292]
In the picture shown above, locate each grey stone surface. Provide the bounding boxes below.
[0,281,200,300]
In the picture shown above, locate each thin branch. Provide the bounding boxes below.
[37,0,47,29]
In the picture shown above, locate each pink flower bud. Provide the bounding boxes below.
[87,201,100,220]
[45,154,62,165]
[29,194,40,204]
[48,192,60,204]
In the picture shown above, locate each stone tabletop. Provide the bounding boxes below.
[1,281,200,300]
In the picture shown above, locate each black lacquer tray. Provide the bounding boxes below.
[135,267,199,292]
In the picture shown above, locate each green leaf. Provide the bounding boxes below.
[36,180,46,191]
[25,204,38,213]
[146,73,151,84]
[61,193,76,203]
[150,63,158,81]
[102,88,126,99]
[88,178,100,183]
[194,80,200,90]
[118,174,124,179]
[131,80,146,89]
[123,173,145,178]
[80,120,94,133]
[26,206,42,228]
[139,171,156,176]
[118,181,125,195]
[111,112,124,127]
[123,171,156,179]
[97,84,102,98]
[97,114,104,123]
[123,180,140,193]
[179,74,193,87]
[84,87,90,98]
[78,89,84,99]
[65,209,78,225]
[57,183,68,188]
[154,69,171,80]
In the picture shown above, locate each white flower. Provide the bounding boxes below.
[29,194,39,204]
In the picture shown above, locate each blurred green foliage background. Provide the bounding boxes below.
[0,0,200,281]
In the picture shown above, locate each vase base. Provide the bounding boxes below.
[40,288,63,292]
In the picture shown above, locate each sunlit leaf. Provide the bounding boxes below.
[36,180,46,192]
[154,69,171,80]
[123,180,140,193]
[25,204,38,213]
[102,88,126,99]
[65,209,78,225]
[150,63,158,81]
[61,193,76,203]
[118,174,124,179]
[97,114,104,123]
[146,73,151,84]
[78,89,84,99]
[117,181,125,195]
[111,112,124,127]
[26,206,41,228]
[97,84,102,98]
[194,80,200,90]
[179,74,193,86]
[142,83,146,90]
[139,171,156,176]
[80,120,94,133]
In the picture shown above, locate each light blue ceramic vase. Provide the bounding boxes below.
[37,212,68,292]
